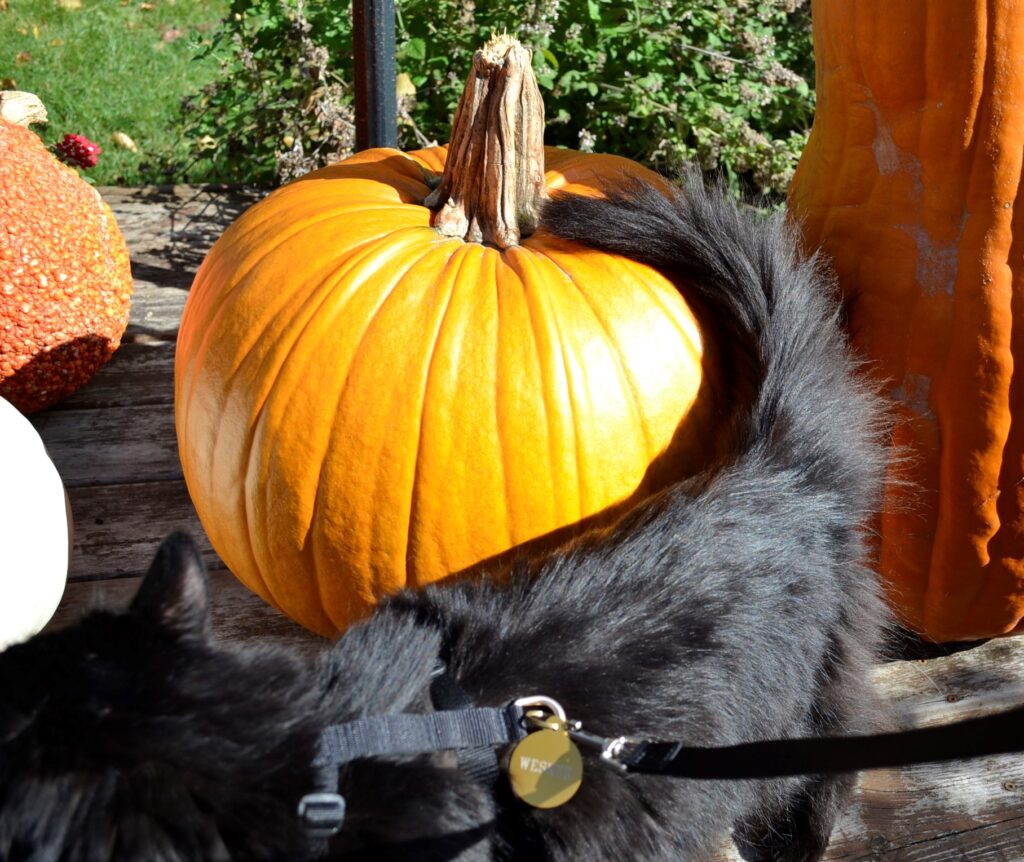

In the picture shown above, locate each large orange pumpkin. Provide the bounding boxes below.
[0,98,132,413]
[175,38,717,636]
[789,0,1024,641]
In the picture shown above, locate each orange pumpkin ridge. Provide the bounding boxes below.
[175,38,718,636]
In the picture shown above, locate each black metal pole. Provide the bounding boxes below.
[352,0,398,150]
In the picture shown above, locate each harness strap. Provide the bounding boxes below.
[313,704,527,767]
[299,703,526,843]
[429,667,504,786]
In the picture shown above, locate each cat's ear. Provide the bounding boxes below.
[130,532,210,636]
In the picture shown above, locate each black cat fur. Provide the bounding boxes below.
[0,173,891,862]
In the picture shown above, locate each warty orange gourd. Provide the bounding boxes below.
[0,96,132,413]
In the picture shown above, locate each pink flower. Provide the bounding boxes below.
[54,133,103,169]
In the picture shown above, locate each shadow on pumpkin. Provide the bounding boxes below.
[0,334,115,415]
[285,152,765,597]
[443,292,760,591]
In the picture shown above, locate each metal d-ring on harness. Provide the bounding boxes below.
[298,685,1024,842]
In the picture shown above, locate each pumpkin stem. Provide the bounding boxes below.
[424,34,546,249]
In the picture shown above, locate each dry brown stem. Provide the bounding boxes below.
[424,34,546,249]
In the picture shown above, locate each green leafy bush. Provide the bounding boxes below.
[181,0,813,194]
[178,0,356,184]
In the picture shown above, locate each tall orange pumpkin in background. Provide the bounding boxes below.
[789,0,1024,642]
[175,37,718,636]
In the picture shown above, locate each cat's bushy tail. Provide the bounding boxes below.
[541,171,887,515]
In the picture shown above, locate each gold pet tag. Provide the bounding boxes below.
[507,727,583,808]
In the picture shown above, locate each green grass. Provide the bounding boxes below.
[1,0,229,185]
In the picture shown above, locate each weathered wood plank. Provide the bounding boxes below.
[31,403,180,487]
[64,479,220,579]
[127,281,192,334]
[46,333,176,410]
[823,638,1024,861]
[825,755,1024,861]
[27,186,265,473]
[107,184,264,332]
[881,641,1024,727]
[705,637,1024,862]
[48,568,325,656]
[100,184,264,276]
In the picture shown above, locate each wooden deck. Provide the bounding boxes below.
[38,185,1024,861]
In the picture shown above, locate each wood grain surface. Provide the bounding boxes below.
[32,185,1024,861]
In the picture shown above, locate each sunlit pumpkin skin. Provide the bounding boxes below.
[789,0,1024,641]
[175,145,716,636]
[0,118,133,413]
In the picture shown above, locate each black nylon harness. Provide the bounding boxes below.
[299,673,1024,844]
[298,669,531,842]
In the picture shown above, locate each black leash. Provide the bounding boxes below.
[299,689,1024,843]
[597,704,1024,779]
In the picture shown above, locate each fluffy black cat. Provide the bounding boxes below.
[0,173,891,862]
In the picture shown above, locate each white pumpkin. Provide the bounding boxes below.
[0,395,70,649]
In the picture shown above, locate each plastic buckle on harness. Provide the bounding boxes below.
[297,792,347,839]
